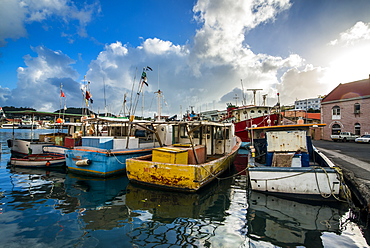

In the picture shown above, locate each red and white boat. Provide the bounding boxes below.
[222,104,281,142]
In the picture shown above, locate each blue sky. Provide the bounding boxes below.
[1,0,370,117]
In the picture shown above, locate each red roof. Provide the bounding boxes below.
[306,113,320,120]
[322,78,370,103]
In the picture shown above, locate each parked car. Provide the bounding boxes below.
[355,134,370,143]
[330,132,359,142]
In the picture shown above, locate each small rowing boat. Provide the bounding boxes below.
[10,153,66,168]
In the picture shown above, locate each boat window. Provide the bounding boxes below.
[214,127,224,140]
[251,110,255,114]
[332,106,341,120]
[258,110,262,113]
[180,125,188,138]
[193,129,200,139]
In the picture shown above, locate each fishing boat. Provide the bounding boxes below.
[1,123,20,129]
[65,117,173,177]
[126,121,241,192]
[220,89,281,143]
[223,104,281,142]
[6,110,85,157]
[10,153,66,168]
[247,124,348,199]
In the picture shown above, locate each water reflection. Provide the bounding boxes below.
[247,191,348,247]
[64,174,131,230]
[1,138,368,247]
[125,179,234,246]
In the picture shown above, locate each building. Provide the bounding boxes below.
[294,97,322,111]
[282,110,321,124]
[321,77,370,140]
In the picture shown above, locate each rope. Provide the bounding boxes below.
[247,165,351,202]
[108,150,126,165]
[197,159,249,181]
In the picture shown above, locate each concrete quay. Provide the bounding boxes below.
[313,140,370,213]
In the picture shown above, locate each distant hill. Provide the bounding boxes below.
[2,106,36,112]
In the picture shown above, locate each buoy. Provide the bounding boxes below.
[56,118,64,123]
[46,161,51,166]
[76,159,92,166]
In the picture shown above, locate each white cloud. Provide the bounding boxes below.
[329,21,370,46]
[2,0,324,115]
[278,65,327,104]
[0,0,100,46]
[0,86,11,102]
[4,46,80,111]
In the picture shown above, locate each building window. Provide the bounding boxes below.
[355,123,361,135]
[332,124,341,135]
[354,103,360,114]
[332,106,341,120]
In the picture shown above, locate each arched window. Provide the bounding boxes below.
[354,103,360,114]
[332,106,340,120]
[355,123,361,135]
[332,124,341,135]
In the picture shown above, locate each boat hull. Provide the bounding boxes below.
[126,137,241,192]
[65,147,152,178]
[10,154,66,168]
[8,139,54,158]
[248,166,340,197]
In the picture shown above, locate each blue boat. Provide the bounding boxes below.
[65,118,173,177]
[65,145,152,177]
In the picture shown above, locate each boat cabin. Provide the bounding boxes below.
[172,121,236,156]
[249,124,325,167]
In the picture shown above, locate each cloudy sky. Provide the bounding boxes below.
[1,0,370,118]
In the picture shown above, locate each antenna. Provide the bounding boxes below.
[233,94,239,106]
[247,89,263,105]
[103,77,107,116]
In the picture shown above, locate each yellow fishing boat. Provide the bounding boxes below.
[126,121,241,192]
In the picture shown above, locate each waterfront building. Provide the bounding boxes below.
[294,97,322,111]
[321,77,370,140]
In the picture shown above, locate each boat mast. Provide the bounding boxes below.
[155,89,162,121]
[240,79,247,106]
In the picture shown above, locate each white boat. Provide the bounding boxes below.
[1,123,20,129]
[6,111,85,157]
[247,124,348,199]
[10,153,66,168]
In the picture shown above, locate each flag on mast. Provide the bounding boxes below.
[60,90,66,97]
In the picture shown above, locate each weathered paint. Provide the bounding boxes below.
[65,147,151,177]
[248,167,340,195]
[266,130,307,152]
[126,136,241,192]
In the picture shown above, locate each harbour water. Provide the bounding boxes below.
[0,129,369,247]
